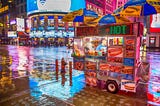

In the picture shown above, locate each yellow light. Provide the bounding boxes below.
[8,0,13,3]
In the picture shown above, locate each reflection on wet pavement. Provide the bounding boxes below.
[145,52,160,105]
[0,45,159,106]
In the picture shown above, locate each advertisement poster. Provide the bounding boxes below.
[124,58,134,66]
[97,62,109,81]
[58,16,65,27]
[108,64,123,73]
[39,16,44,27]
[126,51,135,57]
[16,18,25,31]
[121,73,134,80]
[8,31,17,38]
[73,58,84,71]
[121,79,136,92]
[150,14,160,33]
[108,47,123,57]
[121,66,134,75]
[125,37,135,45]
[108,37,123,46]
[73,39,85,57]
[48,16,54,27]
[85,61,97,71]
[85,75,97,86]
[107,71,121,79]
[83,37,107,56]
[33,17,37,28]
[27,0,86,14]
[108,57,123,63]
[99,62,110,71]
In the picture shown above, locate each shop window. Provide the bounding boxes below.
[21,5,23,13]
[149,37,156,47]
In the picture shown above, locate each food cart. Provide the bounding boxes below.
[72,22,149,93]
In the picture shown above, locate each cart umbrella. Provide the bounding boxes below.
[117,0,160,16]
[62,8,98,22]
[85,14,131,26]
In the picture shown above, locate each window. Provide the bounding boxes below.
[16,7,19,14]
[24,4,27,12]
[17,0,19,4]
[21,5,23,13]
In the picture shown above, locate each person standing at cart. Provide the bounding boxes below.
[96,38,107,56]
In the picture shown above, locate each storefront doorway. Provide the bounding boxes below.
[149,37,156,47]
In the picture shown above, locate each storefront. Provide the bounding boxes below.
[147,14,160,48]
[146,33,160,48]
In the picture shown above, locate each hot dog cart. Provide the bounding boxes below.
[72,22,149,93]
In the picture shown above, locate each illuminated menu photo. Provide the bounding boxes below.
[16,18,25,32]
[150,14,160,33]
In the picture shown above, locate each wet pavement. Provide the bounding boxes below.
[0,45,159,106]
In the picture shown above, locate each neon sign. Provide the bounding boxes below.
[0,6,8,13]
[109,25,127,35]
[76,26,98,36]
[99,24,133,35]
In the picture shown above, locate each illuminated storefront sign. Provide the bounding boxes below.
[27,0,86,15]
[8,31,17,38]
[76,27,98,36]
[16,18,25,31]
[0,6,8,13]
[99,24,133,35]
[150,14,160,33]
[76,24,133,37]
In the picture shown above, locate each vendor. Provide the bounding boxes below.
[96,38,107,55]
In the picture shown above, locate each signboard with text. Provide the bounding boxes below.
[98,24,133,36]
[150,14,160,33]
[76,26,98,36]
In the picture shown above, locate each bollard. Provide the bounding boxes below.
[55,59,59,81]
[69,61,72,86]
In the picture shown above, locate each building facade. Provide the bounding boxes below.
[86,0,117,15]
[116,0,128,8]
[146,14,160,48]
[1,0,120,44]
[0,0,16,43]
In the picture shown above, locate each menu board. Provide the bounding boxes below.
[85,70,97,86]
[108,64,123,73]
[85,60,97,86]
[73,39,85,57]
[125,36,135,58]
[121,66,134,75]
[108,37,123,46]
[107,71,121,79]
[121,73,134,80]
[83,37,107,56]
[85,61,97,71]
[73,58,85,71]
[121,79,136,92]
[108,47,123,57]
[108,47,123,63]
[108,57,123,63]
[124,58,134,66]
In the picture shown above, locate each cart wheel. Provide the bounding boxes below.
[106,81,119,94]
